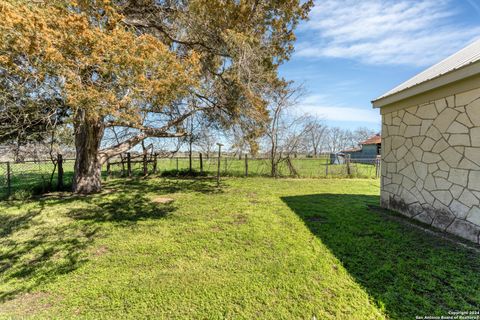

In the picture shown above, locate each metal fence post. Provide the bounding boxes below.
[57,154,64,190]
[6,161,11,197]
[216,143,223,186]
[127,152,132,177]
[245,154,248,177]
[199,153,203,173]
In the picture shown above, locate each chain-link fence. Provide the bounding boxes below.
[0,153,380,199]
[0,158,76,199]
[105,154,380,179]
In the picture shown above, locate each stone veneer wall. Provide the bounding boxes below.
[381,87,480,243]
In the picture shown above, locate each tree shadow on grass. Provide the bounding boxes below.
[0,205,99,303]
[66,191,175,225]
[0,180,178,305]
[281,194,480,319]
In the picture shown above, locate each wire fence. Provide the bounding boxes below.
[0,153,380,199]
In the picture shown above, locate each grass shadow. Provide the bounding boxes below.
[0,178,180,304]
[281,193,480,319]
[67,191,175,225]
[0,208,99,302]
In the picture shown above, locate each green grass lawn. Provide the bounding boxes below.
[0,177,478,319]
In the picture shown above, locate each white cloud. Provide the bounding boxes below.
[297,95,380,123]
[297,0,480,66]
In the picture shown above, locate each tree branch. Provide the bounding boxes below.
[122,17,231,58]
[99,110,197,163]
[99,130,187,163]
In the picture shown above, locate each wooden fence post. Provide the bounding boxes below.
[57,154,64,190]
[199,153,203,173]
[106,160,111,179]
[375,156,381,178]
[325,156,329,177]
[245,154,248,177]
[176,158,179,171]
[121,154,125,176]
[189,151,192,174]
[346,154,351,176]
[143,153,148,176]
[153,153,158,174]
[127,152,132,177]
[6,161,11,196]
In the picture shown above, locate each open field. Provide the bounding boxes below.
[0,177,479,319]
[0,157,379,199]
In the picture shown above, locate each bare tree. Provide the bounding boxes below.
[353,127,377,145]
[326,127,350,153]
[304,116,327,157]
[194,120,218,159]
[264,83,307,177]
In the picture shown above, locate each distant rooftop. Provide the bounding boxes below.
[361,134,381,145]
[373,39,480,107]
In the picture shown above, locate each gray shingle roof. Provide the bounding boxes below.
[374,39,480,101]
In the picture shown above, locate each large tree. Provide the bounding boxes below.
[0,0,312,193]
[1,0,200,193]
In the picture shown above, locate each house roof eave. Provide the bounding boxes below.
[372,61,480,108]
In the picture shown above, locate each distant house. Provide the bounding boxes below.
[372,39,480,244]
[342,134,381,160]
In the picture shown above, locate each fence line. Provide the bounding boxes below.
[0,153,381,199]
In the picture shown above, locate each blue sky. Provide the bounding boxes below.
[279,0,480,131]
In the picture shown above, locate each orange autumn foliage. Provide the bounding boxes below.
[0,0,200,124]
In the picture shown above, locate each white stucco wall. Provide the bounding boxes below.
[381,87,480,243]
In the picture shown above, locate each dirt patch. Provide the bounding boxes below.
[0,292,55,317]
[100,188,120,195]
[247,192,260,204]
[232,214,248,225]
[210,225,224,232]
[151,197,175,204]
[92,245,109,257]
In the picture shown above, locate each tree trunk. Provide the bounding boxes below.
[72,111,105,194]
[270,143,276,177]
